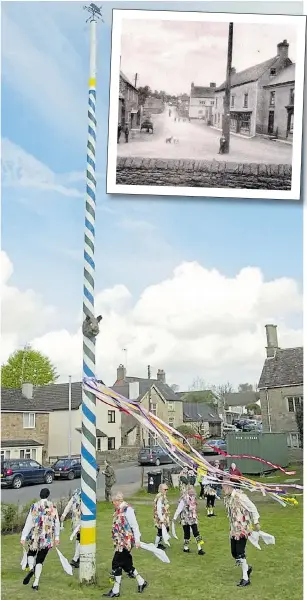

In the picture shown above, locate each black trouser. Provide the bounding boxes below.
[125,134,129,143]
[76,532,80,542]
[156,525,169,538]
[230,536,247,561]
[112,549,134,576]
[206,494,215,508]
[199,483,205,498]
[28,547,49,566]
[182,523,200,540]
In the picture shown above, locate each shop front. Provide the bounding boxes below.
[230,110,252,136]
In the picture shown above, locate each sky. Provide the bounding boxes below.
[121,19,299,94]
[1,0,303,392]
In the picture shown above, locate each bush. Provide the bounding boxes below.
[1,495,71,535]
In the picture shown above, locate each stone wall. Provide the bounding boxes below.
[116,158,291,190]
[97,445,139,465]
[2,413,49,459]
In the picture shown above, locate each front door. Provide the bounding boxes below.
[268,110,275,135]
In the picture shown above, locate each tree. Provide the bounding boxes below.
[170,384,179,392]
[212,382,234,412]
[137,85,151,106]
[184,377,217,407]
[295,403,303,448]
[1,347,58,388]
[246,403,261,415]
[238,383,254,392]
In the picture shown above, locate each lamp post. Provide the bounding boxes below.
[79,3,103,584]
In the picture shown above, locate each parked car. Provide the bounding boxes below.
[222,423,239,433]
[53,457,81,480]
[140,119,153,133]
[138,446,173,466]
[1,459,54,489]
[207,439,227,452]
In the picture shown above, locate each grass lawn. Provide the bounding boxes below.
[1,496,302,600]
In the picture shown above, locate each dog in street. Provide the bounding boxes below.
[165,136,173,143]
[173,138,179,144]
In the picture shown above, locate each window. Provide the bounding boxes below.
[168,418,175,428]
[287,433,299,448]
[20,448,37,460]
[199,100,206,105]
[29,460,40,468]
[287,396,303,412]
[270,68,276,76]
[1,450,11,459]
[151,404,157,416]
[214,114,217,124]
[211,100,215,105]
[168,402,174,412]
[269,91,275,106]
[108,437,115,450]
[243,94,248,108]
[23,413,35,429]
[97,438,101,451]
[108,410,115,423]
[231,95,235,107]
[198,110,203,114]
[290,88,295,104]
[215,97,218,108]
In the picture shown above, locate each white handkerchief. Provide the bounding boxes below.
[70,525,80,541]
[21,549,28,570]
[248,531,261,550]
[60,523,64,530]
[171,521,178,539]
[139,542,170,563]
[260,530,275,545]
[249,530,275,550]
[56,548,73,575]
[162,524,171,546]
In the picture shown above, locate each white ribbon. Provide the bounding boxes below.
[70,524,80,541]
[162,524,171,546]
[171,521,178,539]
[249,530,275,550]
[139,542,170,563]
[21,550,28,571]
[56,548,73,575]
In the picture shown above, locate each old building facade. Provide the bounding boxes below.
[212,40,293,137]
[118,71,140,129]
[258,324,303,449]
[263,63,295,140]
[189,82,216,121]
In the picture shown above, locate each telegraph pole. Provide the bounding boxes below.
[222,22,233,154]
[134,72,138,88]
[80,3,103,584]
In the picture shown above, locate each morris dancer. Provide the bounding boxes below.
[173,486,205,555]
[60,488,81,568]
[21,488,60,590]
[223,482,260,587]
[103,492,147,598]
[203,472,217,517]
[154,483,170,550]
[179,467,189,494]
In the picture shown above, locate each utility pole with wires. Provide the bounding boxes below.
[80,2,103,585]
[134,72,138,88]
[221,22,233,154]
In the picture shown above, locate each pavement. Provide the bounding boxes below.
[1,462,162,505]
[117,107,293,164]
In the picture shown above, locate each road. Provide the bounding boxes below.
[118,108,292,164]
[1,462,162,505]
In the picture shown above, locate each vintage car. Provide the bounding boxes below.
[140,119,154,133]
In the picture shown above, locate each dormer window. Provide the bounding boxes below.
[270,68,276,76]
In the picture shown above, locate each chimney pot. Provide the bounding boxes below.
[277,39,289,60]
[210,82,216,88]
[116,364,126,382]
[157,369,166,384]
[22,382,34,400]
[265,324,279,358]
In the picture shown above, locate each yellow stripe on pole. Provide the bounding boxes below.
[89,77,96,89]
[80,526,96,545]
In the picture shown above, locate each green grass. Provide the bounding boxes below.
[1,498,302,600]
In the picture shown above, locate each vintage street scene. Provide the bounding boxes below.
[109,12,305,197]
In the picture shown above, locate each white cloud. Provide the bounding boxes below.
[1,252,57,363]
[2,139,82,197]
[1,252,303,390]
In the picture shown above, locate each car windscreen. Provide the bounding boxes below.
[54,460,70,468]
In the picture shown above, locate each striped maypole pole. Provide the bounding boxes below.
[80,3,103,584]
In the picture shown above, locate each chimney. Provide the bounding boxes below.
[277,39,289,60]
[116,364,126,382]
[191,82,194,88]
[22,382,33,400]
[129,381,139,400]
[157,369,166,384]
[265,324,279,358]
[210,82,216,88]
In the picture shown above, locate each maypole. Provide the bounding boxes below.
[80,3,103,584]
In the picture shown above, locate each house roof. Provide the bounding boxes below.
[191,86,215,98]
[1,439,44,448]
[264,63,295,88]
[216,56,292,91]
[225,391,260,407]
[258,347,303,389]
[183,402,221,423]
[1,382,83,412]
[113,379,180,402]
[120,70,138,91]
[121,413,138,437]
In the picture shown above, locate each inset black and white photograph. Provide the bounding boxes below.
[107,10,306,200]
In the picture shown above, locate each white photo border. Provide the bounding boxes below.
[107,9,306,201]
